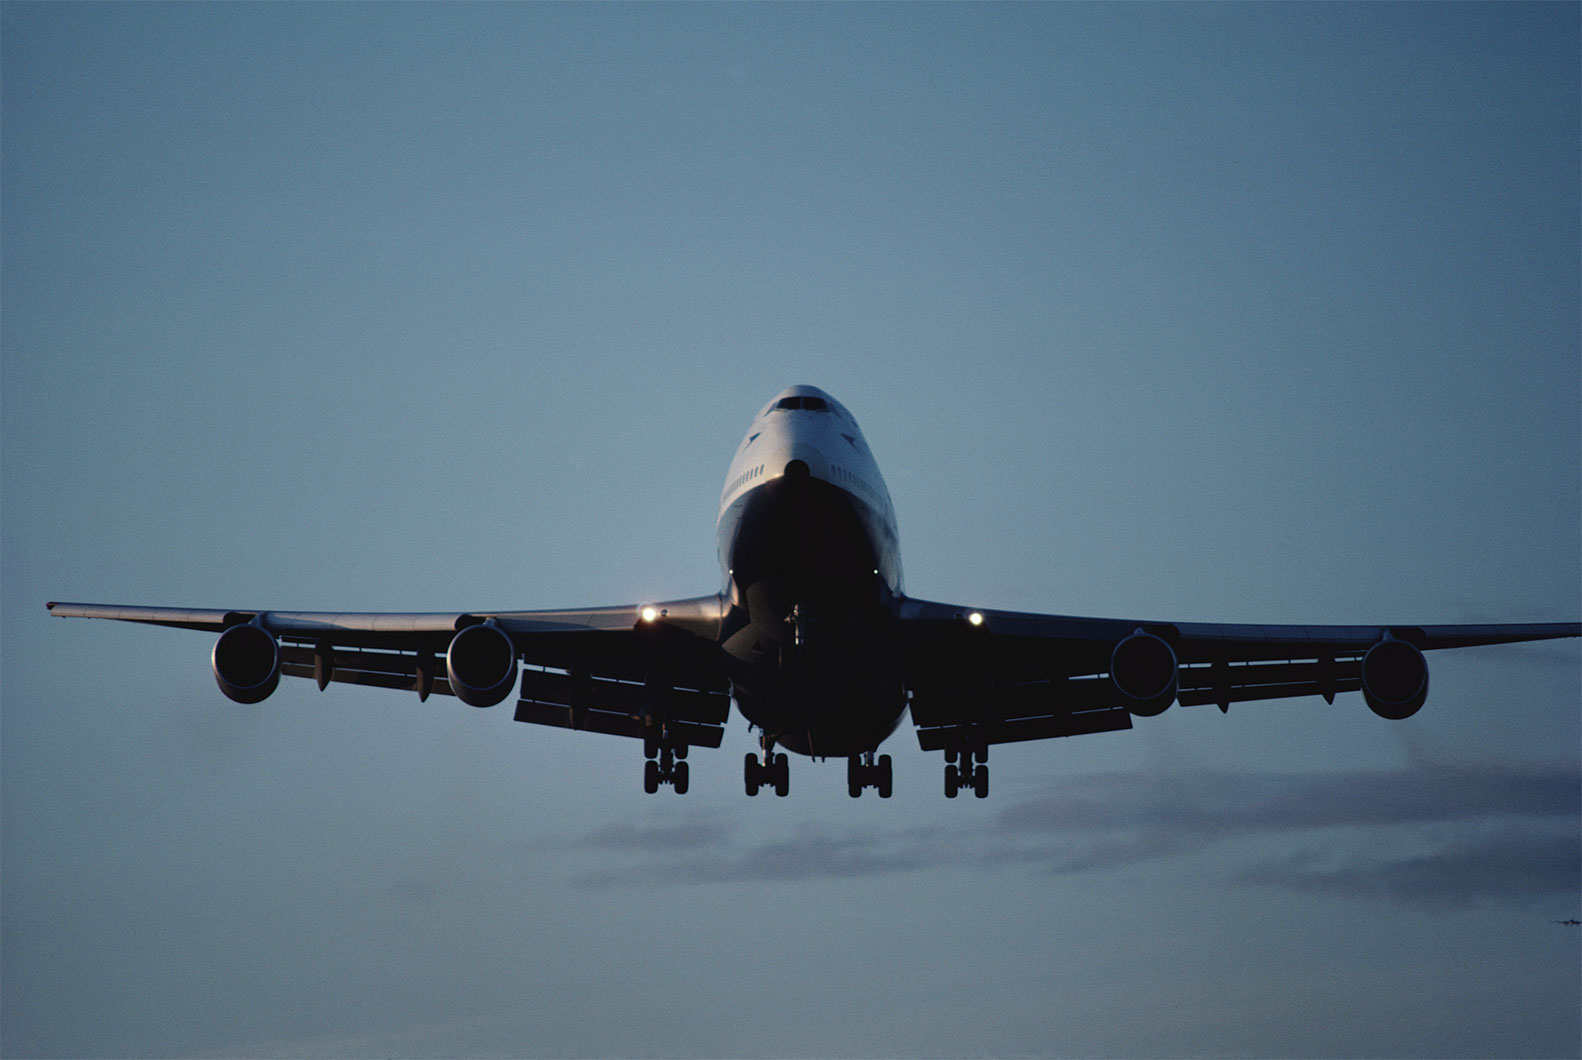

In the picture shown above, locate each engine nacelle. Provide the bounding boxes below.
[212,623,281,704]
[446,622,517,707]
[1111,630,1178,716]
[1360,636,1428,720]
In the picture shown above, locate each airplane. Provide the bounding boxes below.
[1555,920,1582,926]
[48,384,1581,799]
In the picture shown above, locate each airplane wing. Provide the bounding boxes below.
[897,597,1581,753]
[45,596,733,750]
[46,596,1579,768]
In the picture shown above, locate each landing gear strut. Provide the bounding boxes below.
[847,752,893,798]
[642,725,689,794]
[944,746,988,799]
[744,735,789,797]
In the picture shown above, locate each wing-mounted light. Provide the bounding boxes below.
[445,620,518,708]
[212,618,281,704]
[1111,629,1179,716]
[1360,634,1428,719]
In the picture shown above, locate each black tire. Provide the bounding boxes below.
[644,760,660,794]
[744,753,760,797]
[877,754,893,799]
[944,764,958,799]
[673,761,689,795]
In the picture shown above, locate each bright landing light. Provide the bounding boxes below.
[640,606,660,623]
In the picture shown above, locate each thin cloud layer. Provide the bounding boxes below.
[1238,827,1580,910]
[560,761,1581,910]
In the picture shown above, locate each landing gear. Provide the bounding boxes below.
[744,736,789,797]
[642,725,689,794]
[944,746,988,799]
[847,752,893,798]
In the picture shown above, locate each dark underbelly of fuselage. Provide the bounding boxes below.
[720,470,906,757]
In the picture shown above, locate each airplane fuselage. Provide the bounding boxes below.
[47,384,1579,798]
[715,386,906,757]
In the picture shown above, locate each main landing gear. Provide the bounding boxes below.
[744,736,789,796]
[944,747,988,799]
[848,752,892,798]
[643,727,689,794]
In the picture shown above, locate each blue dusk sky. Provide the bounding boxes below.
[3,4,1578,1058]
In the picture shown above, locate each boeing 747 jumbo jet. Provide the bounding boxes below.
[49,386,1580,798]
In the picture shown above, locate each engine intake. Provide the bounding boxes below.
[1111,630,1178,716]
[212,623,281,704]
[446,622,517,707]
[1360,636,1428,719]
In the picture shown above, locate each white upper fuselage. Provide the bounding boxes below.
[716,385,902,599]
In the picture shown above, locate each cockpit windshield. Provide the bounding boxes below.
[775,396,829,412]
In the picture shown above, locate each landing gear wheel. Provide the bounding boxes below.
[849,751,894,798]
[641,732,691,794]
[747,736,788,798]
[944,746,989,798]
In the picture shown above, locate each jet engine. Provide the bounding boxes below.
[446,622,518,707]
[1360,636,1428,720]
[1111,630,1178,716]
[212,622,281,704]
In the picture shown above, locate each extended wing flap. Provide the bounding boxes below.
[910,671,1135,752]
[512,699,727,748]
[278,644,455,698]
[1174,657,1364,710]
[914,708,1132,752]
[512,660,730,748]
